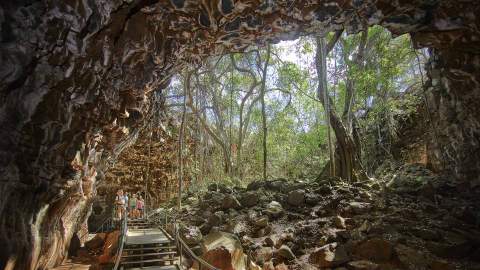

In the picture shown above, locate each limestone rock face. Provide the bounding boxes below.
[0,0,479,269]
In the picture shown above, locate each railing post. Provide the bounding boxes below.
[179,244,183,267]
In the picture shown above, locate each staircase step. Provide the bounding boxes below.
[123,246,176,251]
[122,251,177,258]
[121,258,177,265]
[125,265,180,270]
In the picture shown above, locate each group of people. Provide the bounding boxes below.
[115,189,145,220]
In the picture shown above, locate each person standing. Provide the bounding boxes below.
[124,192,130,215]
[137,196,144,219]
[115,189,126,220]
[129,194,137,219]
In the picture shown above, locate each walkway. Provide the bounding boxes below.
[117,219,180,270]
[115,215,220,270]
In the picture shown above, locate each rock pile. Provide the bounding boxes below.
[171,165,480,269]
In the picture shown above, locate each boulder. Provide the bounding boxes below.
[395,244,429,269]
[309,242,350,267]
[287,190,305,206]
[263,237,275,247]
[265,201,284,218]
[276,245,296,260]
[208,183,232,193]
[254,225,272,238]
[265,179,290,192]
[223,194,242,210]
[254,216,269,228]
[179,226,203,246]
[247,180,266,191]
[316,185,332,195]
[200,223,212,235]
[208,211,224,227]
[201,231,247,270]
[345,202,372,215]
[353,238,393,263]
[334,215,347,229]
[253,246,273,264]
[85,233,105,250]
[97,230,120,264]
[240,192,259,207]
[305,193,320,205]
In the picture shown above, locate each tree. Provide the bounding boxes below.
[260,44,271,181]
[315,29,366,181]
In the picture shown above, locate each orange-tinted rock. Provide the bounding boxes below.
[201,231,246,270]
[97,231,120,264]
[309,242,350,267]
[85,233,106,251]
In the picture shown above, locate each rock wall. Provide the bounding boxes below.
[423,49,480,187]
[89,115,194,229]
[0,0,479,269]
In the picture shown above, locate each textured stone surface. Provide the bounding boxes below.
[201,231,246,270]
[0,0,479,269]
[423,49,480,186]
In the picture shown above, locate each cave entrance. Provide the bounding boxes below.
[1,1,479,270]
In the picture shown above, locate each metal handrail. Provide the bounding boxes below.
[78,216,113,242]
[113,214,128,270]
[148,211,220,270]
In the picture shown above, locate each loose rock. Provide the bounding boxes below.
[309,242,350,267]
[287,190,305,206]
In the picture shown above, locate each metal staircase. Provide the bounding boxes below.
[114,218,179,270]
[113,213,219,270]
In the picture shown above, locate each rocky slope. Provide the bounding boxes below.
[1,0,480,269]
[173,166,480,269]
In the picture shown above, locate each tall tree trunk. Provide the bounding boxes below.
[177,75,187,210]
[260,44,271,181]
[342,29,367,131]
[186,70,232,176]
[231,54,260,180]
[315,33,364,181]
[317,37,336,176]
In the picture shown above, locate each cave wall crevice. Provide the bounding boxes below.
[0,0,479,269]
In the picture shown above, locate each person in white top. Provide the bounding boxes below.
[115,189,126,220]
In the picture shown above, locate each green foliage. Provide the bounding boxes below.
[166,25,424,186]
